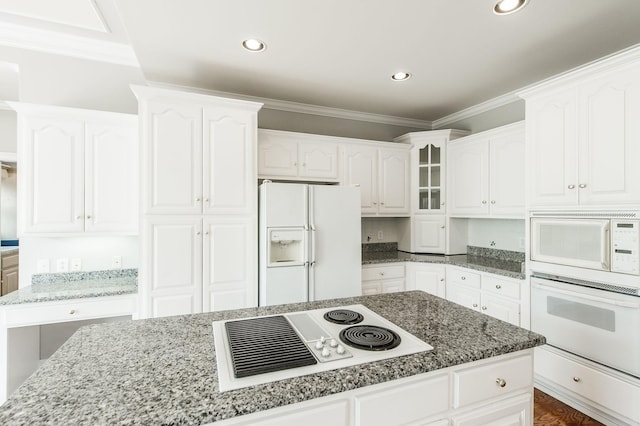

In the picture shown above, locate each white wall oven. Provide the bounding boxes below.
[530,211,640,379]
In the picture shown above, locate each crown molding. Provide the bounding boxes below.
[146,81,433,129]
[0,21,138,67]
[432,91,522,129]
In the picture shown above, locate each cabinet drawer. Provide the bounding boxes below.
[535,347,640,422]
[481,276,521,299]
[448,268,480,288]
[4,295,136,327]
[355,373,449,425]
[362,264,404,281]
[1,254,18,268]
[454,353,532,408]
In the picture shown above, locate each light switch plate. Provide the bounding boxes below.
[112,255,122,269]
[70,258,82,272]
[37,259,50,273]
[56,258,69,272]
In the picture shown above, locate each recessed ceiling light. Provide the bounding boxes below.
[493,0,528,15]
[391,72,411,81]
[242,39,266,52]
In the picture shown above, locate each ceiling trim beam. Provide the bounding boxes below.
[0,21,138,67]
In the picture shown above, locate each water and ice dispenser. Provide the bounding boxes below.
[267,228,306,267]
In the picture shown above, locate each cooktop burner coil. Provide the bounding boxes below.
[323,309,364,325]
[339,325,401,351]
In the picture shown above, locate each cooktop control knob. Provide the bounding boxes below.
[321,347,330,358]
[319,336,326,344]
[329,338,338,348]
[336,344,345,355]
[315,340,324,350]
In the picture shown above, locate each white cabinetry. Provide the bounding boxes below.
[12,103,138,235]
[361,263,405,295]
[521,53,640,208]
[343,142,410,216]
[215,350,534,426]
[535,345,640,425]
[258,129,339,181]
[0,295,136,403]
[447,122,525,218]
[405,262,446,298]
[446,267,523,327]
[134,86,262,318]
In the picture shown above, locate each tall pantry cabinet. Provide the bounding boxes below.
[132,86,262,318]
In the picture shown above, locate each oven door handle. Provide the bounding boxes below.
[532,282,640,309]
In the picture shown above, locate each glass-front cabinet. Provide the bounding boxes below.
[418,144,442,212]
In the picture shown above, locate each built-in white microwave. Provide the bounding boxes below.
[530,212,640,282]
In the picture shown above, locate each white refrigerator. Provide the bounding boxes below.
[258,182,362,306]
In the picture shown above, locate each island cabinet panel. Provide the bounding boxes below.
[354,373,449,425]
[451,393,531,426]
[13,103,138,235]
[134,85,262,318]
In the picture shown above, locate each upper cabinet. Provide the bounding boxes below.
[395,129,469,215]
[258,129,339,182]
[12,103,138,236]
[343,143,410,216]
[447,122,525,218]
[520,52,640,208]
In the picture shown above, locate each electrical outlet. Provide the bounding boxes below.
[112,255,122,269]
[37,259,50,273]
[70,258,82,272]
[377,230,383,240]
[56,258,69,272]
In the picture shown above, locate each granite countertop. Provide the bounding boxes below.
[0,247,18,255]
[0,291,545,425]
[0,269,138,306]
[361,245,525,279]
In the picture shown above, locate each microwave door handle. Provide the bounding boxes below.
[601,223,610,270]
[532,282,640,309]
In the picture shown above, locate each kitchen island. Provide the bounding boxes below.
[0,291,545,425]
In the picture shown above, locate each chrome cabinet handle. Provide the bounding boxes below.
[380,272,385,276]
[380,202,385,205]
[573,377,581,383]
[196,231,201,235]
[491,200,496,204]
[568,184,576,189]
[441,202,445,206]
[472,303,478,308]
[302,163,306,167]
[196,197,201,202]
[293,162,298,166]
[496,378,507,388]
[496,284,502,289]
[579,183,587,189]
[482,306,487,310]
[461,276,466,280]
[86,215,91,219]
[482,200,487,204]
[204,198,209,202]
[69,309,77,315]
[440,278,444,282]
[440,225,445,229]
[76,215,82,220]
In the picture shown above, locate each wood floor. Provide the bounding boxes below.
[534,388,604,425]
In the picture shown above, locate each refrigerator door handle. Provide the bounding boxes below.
[304,261,310,301]
[308,261,315,301]
[310,226,317,264]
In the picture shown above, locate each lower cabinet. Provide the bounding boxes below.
[534,345,640,425]
[0,251,19,296]
[405,262,446,298]
[446,267,523,327]
[0,295,136,403]
[361,263,405,295]
[214,350,534,426]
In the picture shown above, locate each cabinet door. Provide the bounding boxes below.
[447,139,489,216]
[481,294,520,326]
[343,145,378,214]
[84,120,138,233]
[382,279,405,293]
[527,90,579,207]
[203,106,256,215]
[143,216,203,318]
[362,281,382,295]
[489,127,525,217]
[21,116,85,233]
[578,64,640,206]
[413,216,446,253]
[298,141,339,179]
[452,393,531,426]
[143,100,202,214]
[1,266,19,295]
[446,282,480,311]
[257,133,298,178]
[411,263,446,298]
[378,148,410,215]
[202,216,256,312]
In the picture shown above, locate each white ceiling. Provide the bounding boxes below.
[2,0,640,123]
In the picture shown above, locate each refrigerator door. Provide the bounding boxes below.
[261,182,307,227]
[260,265,308,306]
[308,185,362,301]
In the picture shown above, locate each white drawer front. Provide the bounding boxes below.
[454,354,532,408]
[535,347,640,422]
[355,373,449,425]
[362,264,405,281]
[481,275,521,299]
[4,296,136,327]
[448,268,480,287]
